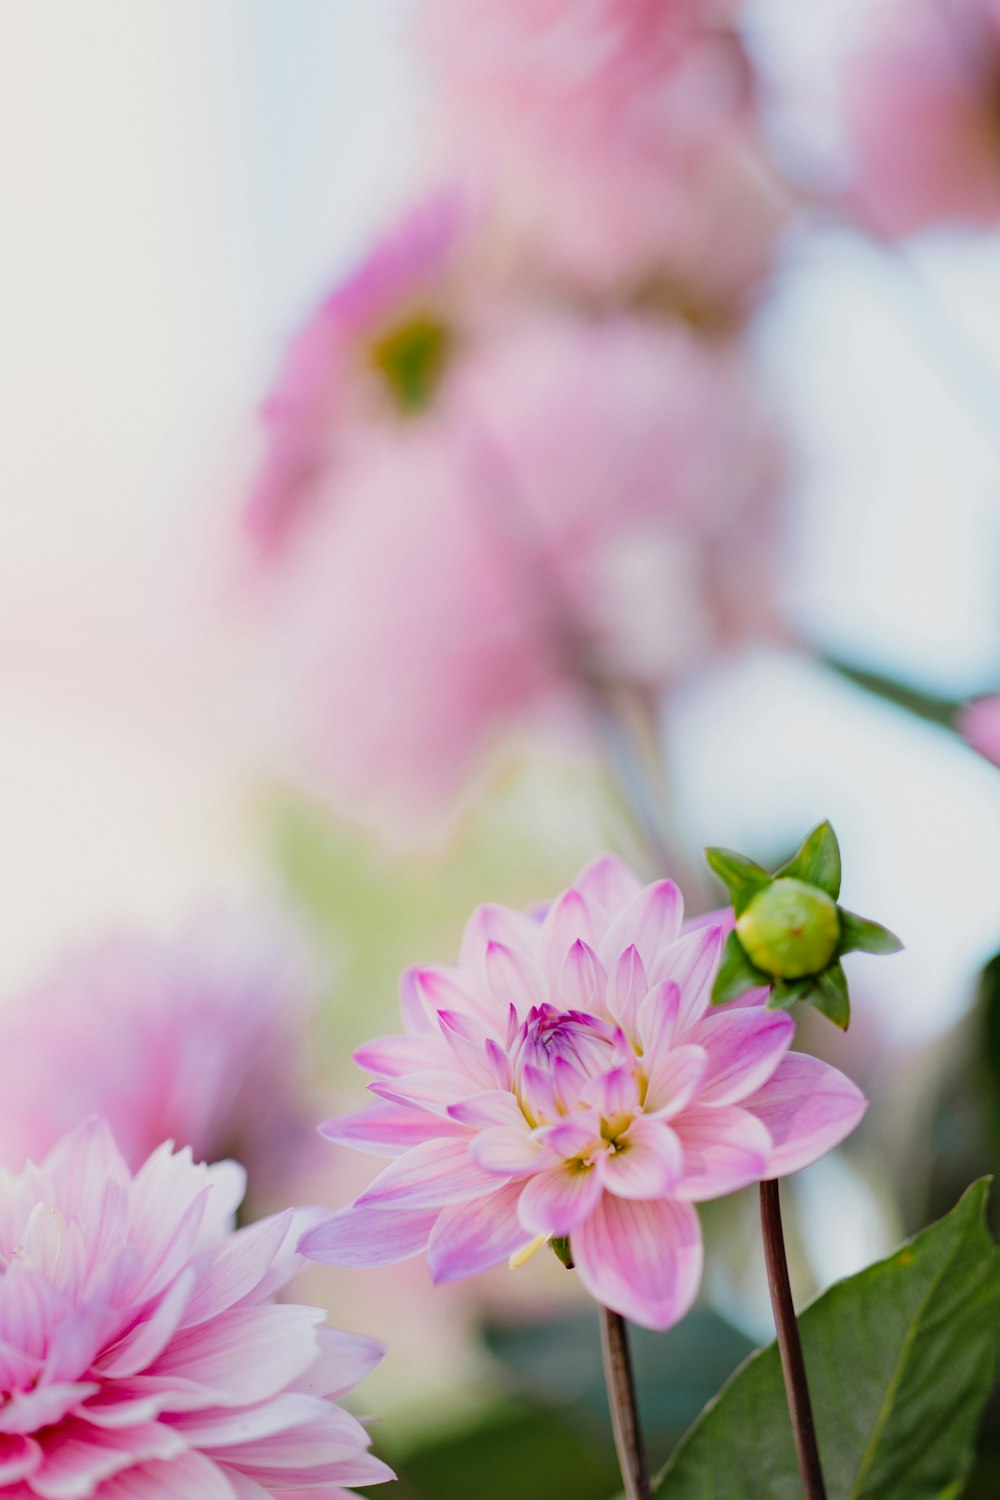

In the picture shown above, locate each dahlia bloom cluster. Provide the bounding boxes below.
[0,1117,390,1498]
[302,856,866,1330]
[0,913,312,1189]
[418,0,785,316]
[247,309,782,820]
[844,0,1000,237]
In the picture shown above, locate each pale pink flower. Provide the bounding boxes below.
[253,312,783,826]
[417,0,785,316]
[301,855,866,1331]
[245,192,473,557]
[0,914,314,1193]
[960,693,1000,767]
[0,1116,391,1498]
[844,0,1000,237]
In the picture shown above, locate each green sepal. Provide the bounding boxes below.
[775,820,842,899]
[812,961,851,1029]
[711,930,770,1005]
[550,1237,574,1270]
[837,908,904,956]
[766,977,815,1012]
[704,847,771,917]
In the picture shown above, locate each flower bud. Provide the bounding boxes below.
[736,877,841,980]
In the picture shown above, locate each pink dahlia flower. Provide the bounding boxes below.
[245,191,474,557]
[301,855,866,1331]
[0,913,313,1192]
[252,313,783,826]
[0,1116,391,1498]
[844,0,1000,237]
[960,693,1000,767]
[418,0,785,316]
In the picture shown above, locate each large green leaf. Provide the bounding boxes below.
[657,1181,1000,1500]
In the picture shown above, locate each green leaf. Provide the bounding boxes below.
[812,961,851,1029]
[704,848,771,917]
[776,821,842,899]
[838,909,904,957]
[766,977,815,1012]
[712,931,771,1005]
[656,1180,1000,1500]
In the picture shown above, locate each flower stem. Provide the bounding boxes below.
[759,1179,827,1500]
[599,1305,651,1500]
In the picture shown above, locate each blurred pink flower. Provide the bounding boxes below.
[960,694,1000,767]
[251,312,783,826]
[0,914,314,1194]
[301,855,865,1331]
[844,0,1000,237]
[0,1116,391,1498]
[417,0,785,316]
[246,192,474,556]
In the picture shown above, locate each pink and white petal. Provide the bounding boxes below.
[647,925,725,1032]
[320,1102,467,1158]
[291,1326,384,1400]
[0,1386,97,1438]
[470,1125,545,1176]
[539,889,598,996]
[178,1213,296,1329]
[672,1105,771,1202]
[517,1163,604,1237]
[686,1009,795,1107]
[413,965,494,1029]
[643,1044,708,1117]
[575,854,643,922]
[572,1195,704,1332]
[743,1054,868,1179]
[399,967,438,1036]
[0,1433,41,1485]
[459,903,542,973]
[636,981,681,1056]
[447,1090,524,1130]
[97,1450,239,1500]
[580,1066,640,1120]
[352,1033,443,1078]
[558,941,607,1014]
[151,1305,324,1406]
[606,946,648,1038]
[357,1139,500,1209]
[427,1180,529,1283]
[172,1393,330,1448]
[484,941,545,1016]
[595,1118,682,1199]
[434,1011,498,1089]
[298,1202,439,1268]
[597,880,683,975]
[537,1117,603,1160]
[368,1070,472,1118]
[32,1417,187,1500]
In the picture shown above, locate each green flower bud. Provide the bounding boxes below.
[736,877,841,980]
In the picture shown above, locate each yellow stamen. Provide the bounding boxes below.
[508,1233,551,1270]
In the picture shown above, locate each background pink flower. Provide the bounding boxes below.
[0,1116,391,1498]
[960,694,1000,768]
[843,0,1000,237]
[0,913,314,1195]
[417,0,785,316]
[251,313,783,826]
[302,855,866,1330]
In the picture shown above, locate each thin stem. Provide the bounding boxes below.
[599,1305,651,1500]
[759,1180,827,1500]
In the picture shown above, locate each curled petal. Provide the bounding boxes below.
[606,946,648,1038]
[517,1162,604,1237]
[574,854,644,922]
[540,889,598,995]
[649,925,725,1032]
[643,1043,708,1117]
[742,1053,868,1178]
[484,942,545,1016]
[595,1118,682,1199]
[559,941,607,1014]
[685,1009,794,1107]
[469,1125,545,1176]
[597,880,683,975]
[572,1195,703,1332]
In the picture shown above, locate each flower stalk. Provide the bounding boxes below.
[600,1305,652,1500]
[759,1179,827,1500]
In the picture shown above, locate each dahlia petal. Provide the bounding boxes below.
[742,1053,868,1178]
[539,889,598,994]
[517,1163,603,1236]
[173,1392,331,1447]
[469,1125,544,1175]
[594,1117,682,1199]
[580,1065,640,1120]
[319,1102,466,1157]
[357,1138,499,1209]
[574,854,643,921]
[298,1202,438,1268]
[151,1305,324,1407]
[368,1070,471,1118]
[648,924,725,1031]
[572,1195,703,1332]
[291,1327,384,1400]
[352,1033,442,1077]
[483,941,545,1016]
[201,1405,370,1469]
[687,1009,795,1107]
[635,980,681,1056]
[558,941,607,1014]
[414,966,494,1028]
[97,1268,197,1378]
[178,1212,297,1328]
[42,1300,120,1385]
[96,1450,239,1499]
[435,1010,498,1087]
[671,1104,771,1201]
[459,903,541,972]
[447,1090,524,1129]
[539,1117,602,1159]
[0,1433,41,1485]
[0,1336,42,1391]
[32,1418,187,1500]
[427,1180,528,1282]
[597,880,683,975]
[606,946,648,1037]
[643,1042,708,1116]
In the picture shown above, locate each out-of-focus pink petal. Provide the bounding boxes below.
[319,1102,467,1157]
[597,880,684,975]
[572,1195,703,1332]
[517,1163,603,1237]
[357,1139,498,1209]
[595,1118,682,1199]
[643,1043,708,1117]
[298,1202,438,1268]
[743,1053,868,1178]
